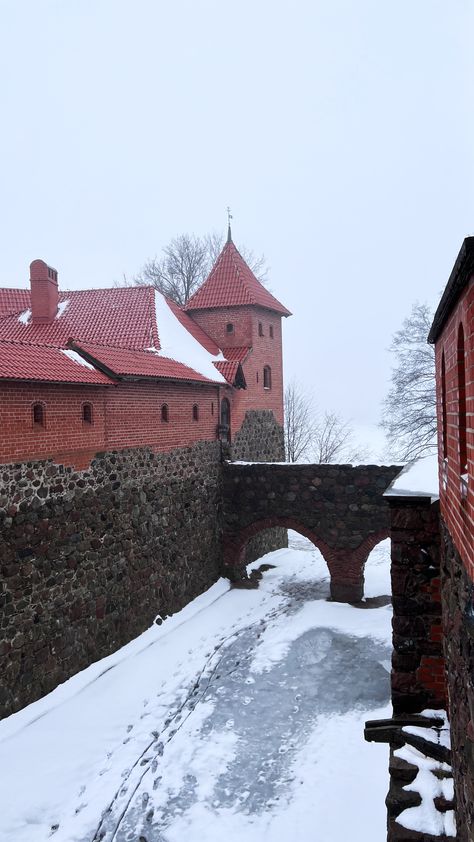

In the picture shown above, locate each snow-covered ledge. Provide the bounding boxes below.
[384,453,439,503]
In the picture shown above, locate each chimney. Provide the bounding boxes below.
[30,259,59,324]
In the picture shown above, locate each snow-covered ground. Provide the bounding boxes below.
[0,533,393,842]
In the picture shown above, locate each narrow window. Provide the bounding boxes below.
[32,402,45,426]
[263,365,272,389]
[211,401,214,416]
[226,323,234,334]
[192,404,199,421]
[256,371,259,383]
[458,324,467,475]
[161,403,169,422]
[258,322,264,337]
[82,402,93,424]
[441,352,447,459]
[269,325,274,338]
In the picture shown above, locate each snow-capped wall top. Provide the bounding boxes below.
[384,453,439,501]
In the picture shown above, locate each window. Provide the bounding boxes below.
[256,371,259,383]
[258,322,264,337]
[211,401,214,416]
[82,402,93,424]
[161,404,169,422]
[269,325,274,338]
[32,402,45,426]
[192,404,199,421]
[458,324,467,477]
[263,366,272,389]
[226,323,234,334]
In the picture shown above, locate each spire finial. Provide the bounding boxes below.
[226,206,233,243]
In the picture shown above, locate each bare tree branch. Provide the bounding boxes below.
[133,231,268,305]
[284,380,317,462]
[381,302,436,461]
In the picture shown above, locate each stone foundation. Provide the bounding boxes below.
[0,442,223,718]
[441,521,474,842]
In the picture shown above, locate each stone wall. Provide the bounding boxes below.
[230,410,288,563]
[223,462,401,601]
[0,442,223,718]
[389,497,445,714]
[441,520,474,841]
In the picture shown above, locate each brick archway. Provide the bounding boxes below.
[222,462,402,602]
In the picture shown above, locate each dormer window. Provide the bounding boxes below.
[226,323,234,334]
[263,366,272,389]
[258,322,264,337]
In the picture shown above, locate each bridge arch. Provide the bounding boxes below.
[221,461,402,602]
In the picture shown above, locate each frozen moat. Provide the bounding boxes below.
[0,533,393,842]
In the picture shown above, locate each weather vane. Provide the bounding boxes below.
[226,206,233,242]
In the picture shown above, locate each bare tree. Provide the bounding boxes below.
[284,380,317,462]
[134,232,268,306]
[284,381,368,464]
[381,302,436,461]
[313,411,369,464]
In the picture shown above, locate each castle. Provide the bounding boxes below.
[0,233,290,717]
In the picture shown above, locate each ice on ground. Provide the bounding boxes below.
[0,532,393,842]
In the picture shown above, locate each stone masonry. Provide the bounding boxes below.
[222,462,401,601]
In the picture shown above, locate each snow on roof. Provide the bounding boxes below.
[60,348,96,371]
[153,291,226,384]
[384,453,439,501]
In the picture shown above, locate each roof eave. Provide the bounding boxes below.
[428,237,474,344]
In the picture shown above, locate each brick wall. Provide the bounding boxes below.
[435,275,474,578]
[0,380,221,468]
[188,305,284,435]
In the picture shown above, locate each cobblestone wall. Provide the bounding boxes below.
[0,442,222,718]
[230,410,287,562]
[389,498,445,714]
[441,521,474,841]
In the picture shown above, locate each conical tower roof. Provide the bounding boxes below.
[185,238,291,316]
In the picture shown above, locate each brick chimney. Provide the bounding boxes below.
[30,259,59,324]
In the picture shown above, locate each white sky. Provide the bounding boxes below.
[1,0,473,449]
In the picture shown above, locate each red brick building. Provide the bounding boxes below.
[0,234,290,469]
[428,237,474,840]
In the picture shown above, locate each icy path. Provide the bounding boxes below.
[0,534,393,842]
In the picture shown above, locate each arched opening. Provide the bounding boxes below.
[362,536,391,600]
[220,397,231,442]
[223,517,389,604]
[82,402,93,424]
[263,365,272,389]
[192,404,199,422]
[32,402,45,427]
[161,403,169,423]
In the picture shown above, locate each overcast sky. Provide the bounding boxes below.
[1,0,473,454]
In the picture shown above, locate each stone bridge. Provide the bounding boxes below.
[222,462,402,602]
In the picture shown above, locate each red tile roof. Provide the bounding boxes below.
[214,359,241,386]
[0,289,30,318]
[0,341,113,384]
[0,287,156,349]
[185,240,291,316]
[72,342,223,384]
[221,346,251,364]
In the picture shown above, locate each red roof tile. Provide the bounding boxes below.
[213,359,242,386]
[73,342,223,384]
[0,341,113,384]
[221,346,251,363]
[164,297,220,355]
[0,289,30,318]
[185,241,291,316]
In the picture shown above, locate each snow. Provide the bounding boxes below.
[384,452,439,501]
[153,290,226,383]
[0,532,393,842]
[55,299,70,319]
[18,308,31,324]
[60,349,97,370]
[395,710,456,838]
